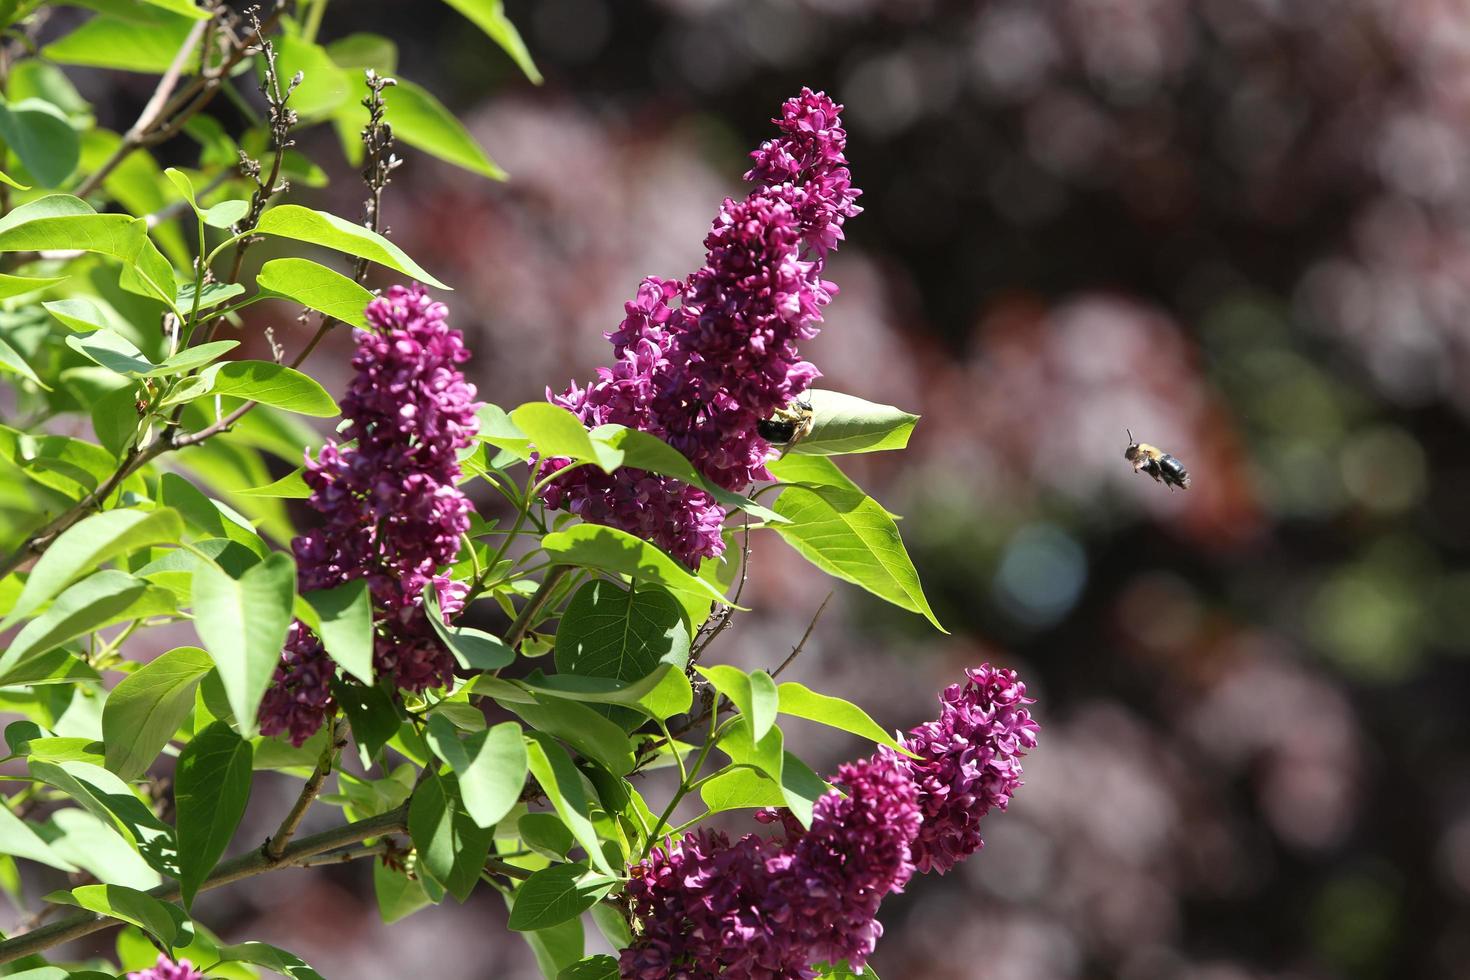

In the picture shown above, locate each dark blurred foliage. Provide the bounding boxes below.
[71,1,1470,977]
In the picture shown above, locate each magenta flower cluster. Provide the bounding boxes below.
[126,955,203,980]
[620,665,1039,978]
[900,664,1040,874]
[259,285,481,745]
[542,89,862,566]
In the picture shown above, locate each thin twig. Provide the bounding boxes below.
[130,19,210,144]
[503,565,571,649]
[74,4,282,199]
[688,515,752,666]
[263,718,346,860]
[770,591,832,679]
[0,805,408,965]
[485,859,532,882]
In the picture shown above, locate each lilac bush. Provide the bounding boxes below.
[0,33,1019,976]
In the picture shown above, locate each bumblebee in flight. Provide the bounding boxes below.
[757,395,815,457]
[1124,429,1191,490]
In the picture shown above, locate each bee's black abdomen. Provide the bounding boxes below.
[1159,454,1190,489]
[758,419,798,443]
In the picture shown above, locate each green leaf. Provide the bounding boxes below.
[511,402,622,472]
[522,914,585,980]
[0,570,147,682]
[271,34,350,119]
[0,798,78,872]
[235,467,310,499]
[523,733,615,876]
[190,552,296,737]
[102,646,213,780]
[696,665,777,743]
[508,695,635,776]
[559,955,620,980]
[132,0,212,20]
[0,647,103,686]
[0,331,47,389]
[42,295,107,332]
[0,272,66,299]
[748,670,779,742]
[508,863,614,932]
[0,191,91,231]
[217,942,325,980]
[374,859,433,923]
[794,390,919,455]
[552,580,689,728]
[408,770,493,902]
[589,902,632,949]
[815,962,880,979]
[44,883,177,945]
[440,0,542,83]
[711,719,827,827]
[207,360,338,417]
[28,759,176,874]
[765,453,867,497]
[518,811,573,858]
[147,340,240,378]
[776,681,912,755]
[203,199,249,228]
[771,485,944,631]
[519,664,692,724]
[176,280,245,312]
[256,257,373,329]
[592,425,788,525]
[303,581,373,684]
[42,808,161,891]
[699,767,784,813]
[0,206,176,307]
[91,385,138,457]
[385,77,505,180]
[0,97,78,188]
[17,737,105,765]
[540,524,731,608]
[326,32,398,73]
[44,12,200,73]
[334,679,401,766]
[254,205,448,289]
[423,586,515,670]
[65,328,155,375]
[174,720,252,907]
[425,717,527,829]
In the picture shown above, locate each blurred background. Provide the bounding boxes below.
[62,0,1470,977]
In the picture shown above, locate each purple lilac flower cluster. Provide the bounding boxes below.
[259,285,481,745]
[620,665,1038,979]
[899,663,1040,874]
[542,89,862,566]
[126,955,203,980]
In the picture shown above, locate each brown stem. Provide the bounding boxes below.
[770,591,832,679]
[0,805,408,965]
